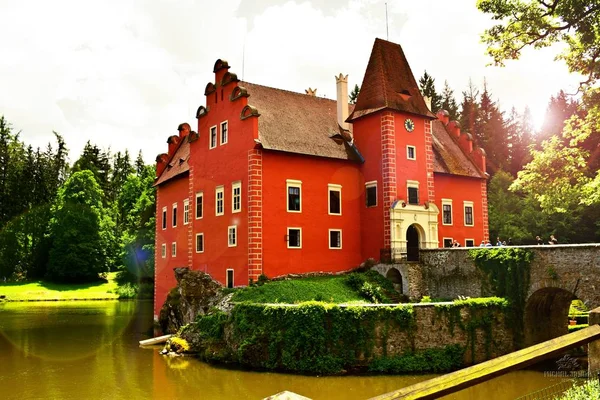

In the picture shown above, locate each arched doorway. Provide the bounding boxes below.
[385,268,403,294]
[406,224,420,261]
[524,287,576,347]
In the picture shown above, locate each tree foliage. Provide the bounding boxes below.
[418,71,442,112]
[348,84,360,105]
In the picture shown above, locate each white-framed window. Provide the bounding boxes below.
[220,121,228,145]
[407,180,419,205]
[442,199,453,225]
[328,184,342,215]
[195,233,204,253]
[232,181,241,213]
[228,225,237,247]
[215,186,224,216]
[407,145,416,160]
[443,238,453,248]
[183,199,190,225]
[171,242,177,257]
[161,243,166,258]
[209,125,217,149]
[329,229,342,249]
[162,207,167,230]
[286,179,302,213]
[366,180,377,207]
[287,227,302,248]
[195,192,203,219]
[465,239,475,247]
[226,269,234,289]
[464,201,474,226]
[172,203,178,227]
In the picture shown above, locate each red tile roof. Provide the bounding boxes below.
[431,120,485,178]
[348,38,436,122]
[243,82,361,161]
[155,139,190,186]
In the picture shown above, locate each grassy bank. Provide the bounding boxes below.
[0,272,120,301]
[230,271,395,304]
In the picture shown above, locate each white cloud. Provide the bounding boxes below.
[0,0,583,164]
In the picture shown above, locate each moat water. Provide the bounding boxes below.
[0,300,575,399]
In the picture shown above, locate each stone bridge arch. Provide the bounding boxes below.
[524,287,577,347]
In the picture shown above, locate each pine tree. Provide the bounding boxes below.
[348,84,360,105]
[440,81,460,120]
[418,71,442,112]
[459,79,479,140]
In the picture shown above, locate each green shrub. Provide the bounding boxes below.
[369,345,465,373]
[556,379,600,400]
[421,296,432,303]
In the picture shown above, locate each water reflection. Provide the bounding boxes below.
[0,301,574,400]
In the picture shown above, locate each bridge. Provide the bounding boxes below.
[373,244,600,346]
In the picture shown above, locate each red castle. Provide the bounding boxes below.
[153,38,489,319]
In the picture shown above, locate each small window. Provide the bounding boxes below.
[161,243,166,258]
[464,202,474,226]
[196,233,204,253]
[366,181,377,207]
[209,126,217,149]
[287,228,301,248]
[228,225,237,247]
[232,181,241,213]
[407,146,416,160]
[226,269,234,289]
[183,199,190,225]
[329,229,342,249]
[162,207,167,230]
[172,203,178,227]
[171,242,177,257]
[220,121,228,145]
[442,200,452,225]
[287,180,302,212]
[195,192,203,219]
[328,184,341,215]
[443,238,453,248]
[216,186,224,216]
[408,187,419,205]
[465,239,475,247]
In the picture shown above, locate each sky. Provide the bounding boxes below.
[0,0,583,164]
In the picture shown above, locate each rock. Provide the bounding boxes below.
[158,268,227,334]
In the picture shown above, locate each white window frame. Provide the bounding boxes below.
[286,179,302,213]
[228,225,237,247]
[442,237,453,248]
[407,180,420,205]
[215,186,224,216]
[365,180,377,207]
[209,125,217,149]
[442,199,453,226]
[226,268,234,288]
[195,233,204,253]
[329,229,342,249]
[161,243,166,258]
[287,227,302,249]
[171,242,177,257]
[162,207,167,230]
[464,201,474,227]
[465,238,475,247]
[407,145,416,160]
[172,203,178,228]
[220,120,228,145]
[195,191,203,219]
[232,181,242,213]
[328,184,342,216]
[183,199,190,225]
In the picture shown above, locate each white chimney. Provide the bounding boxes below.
[335,73,350,130]
[424,96,432,111]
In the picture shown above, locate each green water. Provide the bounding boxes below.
[0,300,573,399]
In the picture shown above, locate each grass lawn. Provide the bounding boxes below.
[230,274,375,304]
[0,272,120,301]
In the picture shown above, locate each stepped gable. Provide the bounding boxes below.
[243,81,361,161]
[348,38,436,121]
[155,139,190,186]
[431,120,484,178]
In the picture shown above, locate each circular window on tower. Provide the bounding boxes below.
[404,118,415,132]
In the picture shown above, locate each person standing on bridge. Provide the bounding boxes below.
[549,234,558,245]
[536,235,543,245]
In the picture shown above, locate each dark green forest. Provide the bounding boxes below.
[0,116,155,295]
